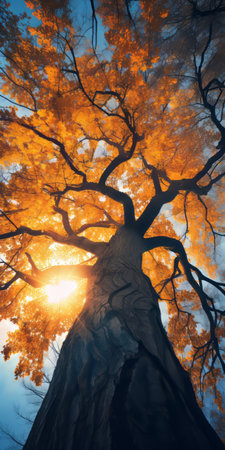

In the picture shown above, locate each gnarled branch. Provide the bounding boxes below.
[143,235,225,373]
[1,255,93,290]
[0,225,106,256]
[49,182,135,227]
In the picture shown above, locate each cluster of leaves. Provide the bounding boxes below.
[0,0,225,426]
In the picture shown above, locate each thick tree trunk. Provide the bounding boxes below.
[23,229,224,450]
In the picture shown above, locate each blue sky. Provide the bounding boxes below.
[0,322,32,449]
[9,0,29,15]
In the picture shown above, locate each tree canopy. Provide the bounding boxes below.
[0,0,225,431]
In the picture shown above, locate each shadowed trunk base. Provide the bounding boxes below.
[23,300,224,450]
[110,345,222,450]
[23,229,225,450]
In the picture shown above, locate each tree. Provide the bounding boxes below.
[0,0,225,448]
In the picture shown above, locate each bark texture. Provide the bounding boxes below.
[23,228,225,450]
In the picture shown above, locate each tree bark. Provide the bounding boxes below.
[23,228,225,450]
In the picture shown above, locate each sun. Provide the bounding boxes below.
[45,280,77,304]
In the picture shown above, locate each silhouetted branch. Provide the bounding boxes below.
[0,272,19,290]
[22,253,93,287]
[194,24,225,135]
[75,220,114,234]
[181,192,189,240]
[0,423,24,447]
[0,208,18,229]
[0,116,87,182]
[136,153,225,235]
[143,236,225,374]
[90,0,98,51]
[49,182,136,227]
[197,195,223,253]
[53,205,74,235]
[0,66,37,111]
[0,225,106,255]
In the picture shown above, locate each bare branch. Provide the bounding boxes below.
[141,155,163,194]
[136,148,225,236]
[193,144,225,185]
[62,44,128,125]
[0,225,106,255]
[0,66,37,111]
[49,182,135,227]
[0,208,18,229]
[99,132,142,185]
[57,198,121,227]
[0,423,24,447]
[88,203,121,227]
[0,273,19,290]
[1,256,93,290]
[181,192,189,240]
[135,185,177,234]
[194,25,225,135]
[77,126,141,185]
[53,205,73,235]
[143,236,225,373]
[0,93,36,112]
[75,220,114,234]
[197,195,217,253]
[123,0,136,26]
[25,252,39,276]
[0,116,87,182]
[62,37,145,136]
[90,0,98,51]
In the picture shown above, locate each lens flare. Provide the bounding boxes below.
[45,280,77,304]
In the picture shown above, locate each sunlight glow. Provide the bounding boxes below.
[45,280,77,304]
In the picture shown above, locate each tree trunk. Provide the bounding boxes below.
[23,228,225,450]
